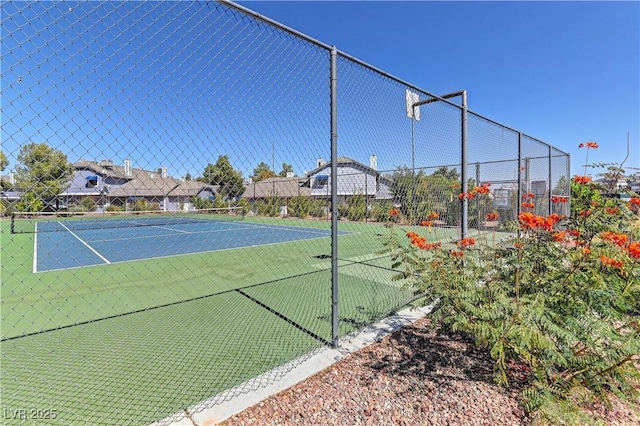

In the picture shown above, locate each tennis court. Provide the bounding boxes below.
[13,210,350,272]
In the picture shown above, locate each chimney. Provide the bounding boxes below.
[8,172,15,185]
[124,159,132,177]
[370,154,377,170]
[286,172,294,178]
[157,166,168,178]
[317,158,323,168]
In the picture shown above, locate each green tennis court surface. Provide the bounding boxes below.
[1,218,472,425]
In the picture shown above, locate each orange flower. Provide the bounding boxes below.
[567,229,580,237]
[573,176,592,185]
[582,246,591,255]
[551,196,568,203]
[420,220,433,227]
[599,256,622,269]
[513,242,524,249]
[427,212,440,220]
[605,207,620,215]
[522,202,535,209]
[458,192,475,201]
[418,242,442,250]
[601,231,628,247]
[590,201,600,207]
[522,193,535,199]
[486,212,499,221]
[389,208,399,216]
[578,210,592,217]
[457,238,476,248]
[579,141,599,149]
[552,231,566,242]
[451,250,465,258]
[627,242,640,259]
[473,183,491,195]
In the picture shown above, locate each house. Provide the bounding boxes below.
[304,155,393,203]
[243,176,310,201]
[61,159,217,211]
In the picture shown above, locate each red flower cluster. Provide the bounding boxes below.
[522,193,535,199]
[451,250,465,258]
[567,229,581,237]
[473,183,491,195]
[551,196,568,203]
[389,208,399,216]
[599,256,622,269]
[573,176,592,185]
[522,202,535,209]
[420,220,432,227]
[518,212,564,231]
[552,231,567,242]
[486,212,499,221]
[406,231,441,250]
[601,231,628,247]
[579,141,599,149]
[606,207,620,215]
[457,238,476,248]
[578,210,592,217]
[629,198,640,213]
[628,242,640,259]
[427,212,440,220]
[458,192,475,201]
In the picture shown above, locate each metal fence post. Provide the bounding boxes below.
[461,90,468,239]
[517,132,522,220]
[330,46,339,347]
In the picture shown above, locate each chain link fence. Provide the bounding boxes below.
[1,1,570,424]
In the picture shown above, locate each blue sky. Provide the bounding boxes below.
[2,1,638,182]
[240,1,640,177]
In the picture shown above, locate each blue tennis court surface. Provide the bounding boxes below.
[34,220,343,272]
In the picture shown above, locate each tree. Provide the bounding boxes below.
[251,162,276,182]
[199,155,245,200]
[15,142,74,201]
[278,163,294,177]
[0,150,8,171]
[184,173,192,181]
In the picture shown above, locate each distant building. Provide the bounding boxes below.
[304,155,393,203]
[61,159,217,211]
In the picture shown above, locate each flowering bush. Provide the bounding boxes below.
[381,142,640,423]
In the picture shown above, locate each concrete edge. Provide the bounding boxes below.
[154,303,434,426]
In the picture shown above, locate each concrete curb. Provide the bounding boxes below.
[155,304,433,426]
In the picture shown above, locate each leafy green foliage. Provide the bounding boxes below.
[251,162,276,182]
[288,195,311,218]
[199,155,245,199]
[15,142,74,201]
[0,150,8,171]
[381,168,640,422]
[15,191,44,212]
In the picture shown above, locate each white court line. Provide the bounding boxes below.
[57,221,111,264]
[150,225,191,234]
[33,223,39,273]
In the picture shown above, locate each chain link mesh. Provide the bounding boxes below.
[1,1,570,424]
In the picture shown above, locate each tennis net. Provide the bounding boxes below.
[10,207,245,234]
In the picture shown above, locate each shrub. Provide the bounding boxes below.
[288,195,311,219]
[346,193,367,221]
[309,199,327,218]
[15,192,43,212]
[381,142,640,423]
[106,204,125,212]
[79,196,97,212]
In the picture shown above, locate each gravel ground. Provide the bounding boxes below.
[221,318,639,426]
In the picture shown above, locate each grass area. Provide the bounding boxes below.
[0,216,512,425]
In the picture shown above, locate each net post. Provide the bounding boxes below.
[10,212,15,234]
